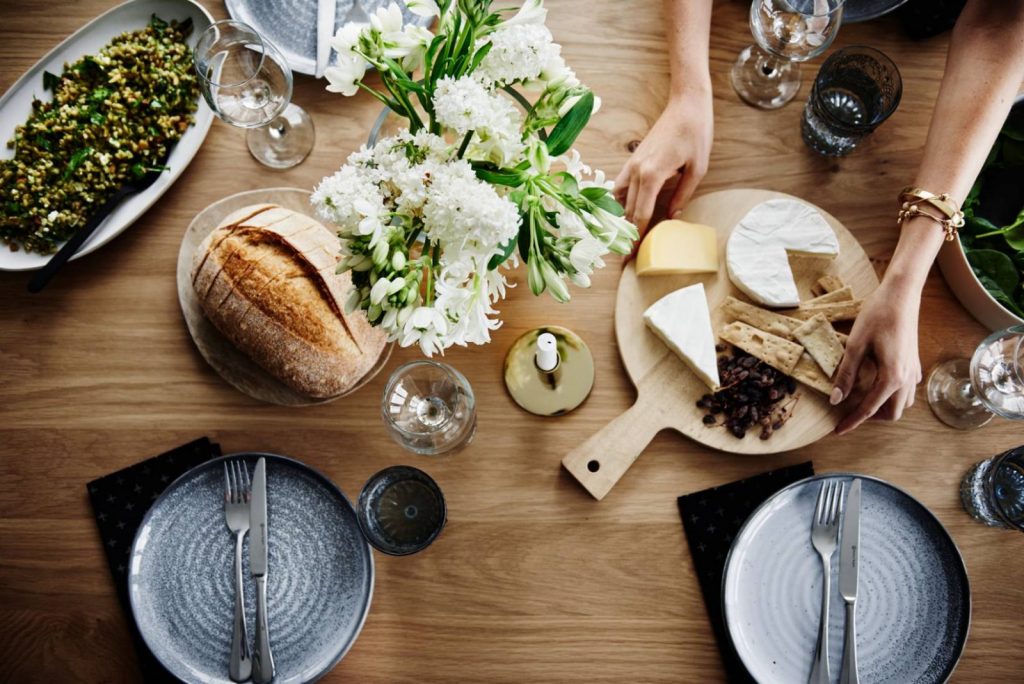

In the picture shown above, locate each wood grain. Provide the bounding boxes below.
[1,1,1023,682]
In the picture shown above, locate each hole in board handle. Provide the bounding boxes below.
[587,460,600,473]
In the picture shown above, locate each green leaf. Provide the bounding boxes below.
[472,164,525,187]
[1002,121,1024,142]
[590,192,625,217]
[517,215,532,261]
[42,70,60,91]
[975,272,1024,317]
[545,91,594,157]
[1002,208,1024,251]
[62,146,94,181]
[467,42,492,74]
[488,235,517,270]
[967,248,1020,297]
[149,14,168,30]
[1003,138,1024,166]
[580,186,608,201]
[552,172,578,196]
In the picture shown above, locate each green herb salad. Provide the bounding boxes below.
[960,102,1024,318]
[0,16,199,254]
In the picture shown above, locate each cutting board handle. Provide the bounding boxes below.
[561,387,665,500]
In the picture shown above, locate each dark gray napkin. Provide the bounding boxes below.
[678,461,815,683]
[88,437,221,683]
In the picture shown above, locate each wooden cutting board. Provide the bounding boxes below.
[562,189,879,500]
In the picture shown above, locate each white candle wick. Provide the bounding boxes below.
[536,333,559,372]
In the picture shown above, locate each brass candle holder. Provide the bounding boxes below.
[503,325,595,416]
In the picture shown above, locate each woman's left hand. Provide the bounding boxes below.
[831,276,924,435]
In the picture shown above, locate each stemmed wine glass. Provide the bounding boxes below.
[382,361,477,456]
[731,0,845,110]
[194,20,315,169]
[927,325,1024,429]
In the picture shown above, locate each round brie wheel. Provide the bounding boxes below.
[725,199,841,308]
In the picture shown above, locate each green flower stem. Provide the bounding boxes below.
[423,238,434,306]
[456,130,474,159]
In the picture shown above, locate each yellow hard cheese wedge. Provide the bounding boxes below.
[635,219,719,276]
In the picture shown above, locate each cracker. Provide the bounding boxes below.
[721,296,803,339]
[791,352,834,395]
[785,299,863,322]
[812,274,846,296]
[792,314,845,377]
[800,286,854,308]
[721,296,849,345]
[719,321,803,375]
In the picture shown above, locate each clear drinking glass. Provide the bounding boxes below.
[801,46,902,156]
[194,20,314,169]
[382,360,477,455]
[731,0,844,109]
[960,446,1024,531]
[927,325,1024,429]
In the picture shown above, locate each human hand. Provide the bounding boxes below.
[614,87,713,240]
[831,277,924,435]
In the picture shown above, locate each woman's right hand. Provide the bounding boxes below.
[614,86,713,239]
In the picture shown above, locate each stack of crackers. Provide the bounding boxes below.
[716,275,860,395]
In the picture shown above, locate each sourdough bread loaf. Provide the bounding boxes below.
[192,204,386,399]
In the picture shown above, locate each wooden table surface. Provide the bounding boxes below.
[1,1,1022,682]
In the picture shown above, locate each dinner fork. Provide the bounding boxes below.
[809,479,845,684]
[224,461,252,683]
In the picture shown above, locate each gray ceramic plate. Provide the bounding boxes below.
[129,453,374,684]
[224,0,433,76]
[723,474,970,684]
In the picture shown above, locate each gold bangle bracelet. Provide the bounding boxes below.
[897,186,964,242]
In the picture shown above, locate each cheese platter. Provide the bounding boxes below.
[562,189,879,500]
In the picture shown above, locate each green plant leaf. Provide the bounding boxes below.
[488,235,517,270]
[62,146,94,181]
[472,164,525,187]
[42,70,60,91]
[580,186,607,201]
[967,248,1020,297]
[545,91,594,157]
[589,192,625,217]
[1002,121,1024,142]
[976,272,1024,317]
[517,214,532,261]
[1002,208,1024,251]
[1003,138,1024,166]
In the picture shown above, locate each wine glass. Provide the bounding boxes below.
[382,361,477,455]
[927,325,1024,429]
[731,0,845,110]
[194,20,315,169]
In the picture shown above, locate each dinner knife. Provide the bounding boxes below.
[838,478,862,684]
[315,0,336,79]
[250,457,275,684]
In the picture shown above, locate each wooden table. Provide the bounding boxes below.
[1,1,1022,681]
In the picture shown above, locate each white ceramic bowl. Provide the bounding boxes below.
[937,95,1024,331]
[937,238,1024,331]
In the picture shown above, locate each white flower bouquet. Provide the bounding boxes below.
[311,0,637,355]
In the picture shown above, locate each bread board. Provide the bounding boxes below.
[176,187,393,406]
[562,189,879,500]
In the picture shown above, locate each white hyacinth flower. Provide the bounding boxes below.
[405,0,439,18]
[400,306,449,356]
[476,24,555,85]
[502,0,546,27]
[324,53,367,96]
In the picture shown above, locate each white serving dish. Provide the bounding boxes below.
[937,95,1024,331]
[937,237,1024,331]
[0,0,215,272]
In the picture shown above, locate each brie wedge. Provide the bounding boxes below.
[643,283,721,390]
[726,199,840,307]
